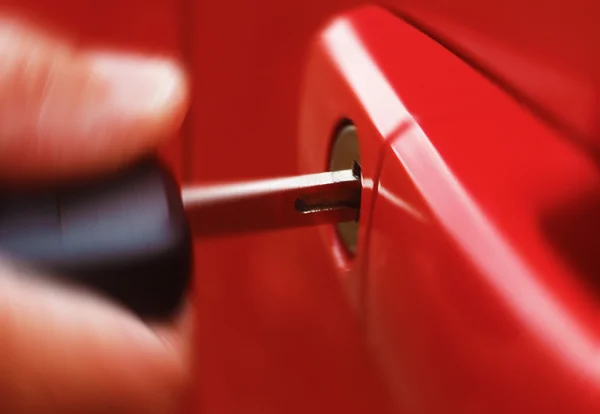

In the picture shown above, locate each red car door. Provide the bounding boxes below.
[191,1,600,413]
[4,0,600,413]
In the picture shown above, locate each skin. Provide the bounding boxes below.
[0,17,192,414]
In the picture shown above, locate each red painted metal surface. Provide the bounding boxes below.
[329,7,600,412]
[300,7,600,412]
[389,0,600,154]
[192,1,600,413]
[190,2,397,414]
[189,0,600,413]
[2,0,600,412]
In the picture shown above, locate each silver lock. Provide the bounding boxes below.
[329,122,360,254]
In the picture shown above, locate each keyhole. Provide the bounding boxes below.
[329,122,360,255]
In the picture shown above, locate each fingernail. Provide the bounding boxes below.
[88,53,187,117]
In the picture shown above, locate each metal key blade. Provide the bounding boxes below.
[181,167,361,237]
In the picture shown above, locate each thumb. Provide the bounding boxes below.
[0,17,189,182]
[0,259,192,414]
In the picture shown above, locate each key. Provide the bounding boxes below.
[183,161,361,237]
[0,158,361,320]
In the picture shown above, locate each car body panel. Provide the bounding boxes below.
[3,0,600,412]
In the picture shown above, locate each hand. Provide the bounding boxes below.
[0,17,191,414]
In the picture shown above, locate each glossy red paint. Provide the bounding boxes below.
[387,0,600,155]
[329,7,600,412]
[3,0,600,412]
[190,3,399,414]
[191,1,600,413]
[300,7,600,412]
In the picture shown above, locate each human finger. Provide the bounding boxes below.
[0,17,189,182]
